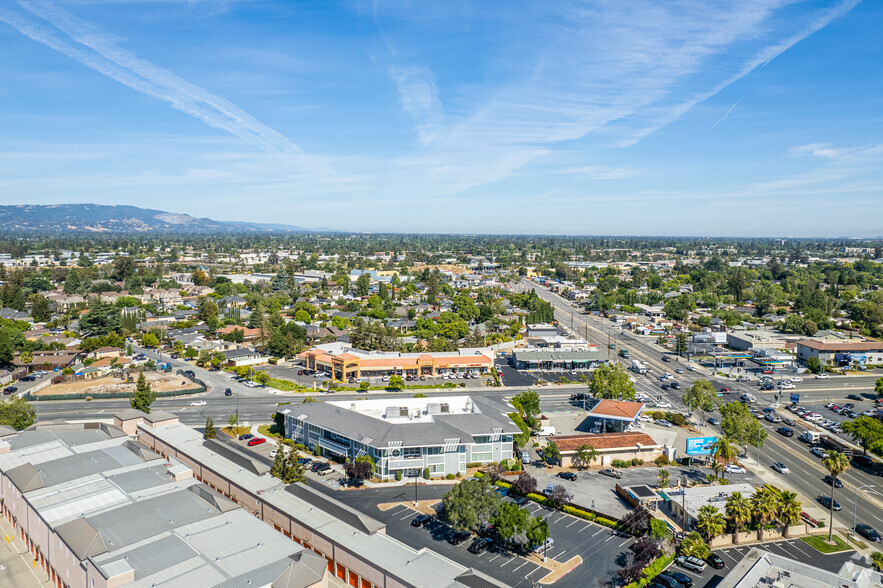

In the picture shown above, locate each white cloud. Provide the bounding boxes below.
[388,64,444,145]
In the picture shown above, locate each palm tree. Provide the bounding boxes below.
[712,436,736,478]
[750,488,779,540]
[777,491,802,538]
[822,451,850,541]
[725,492,752,544]
[696,504,726,541]
[712,461,725,480]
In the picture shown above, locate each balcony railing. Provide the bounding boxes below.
[318,436,350,454]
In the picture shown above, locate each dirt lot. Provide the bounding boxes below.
[34,372,195,396]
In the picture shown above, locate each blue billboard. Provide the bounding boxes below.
[686,436,717,456]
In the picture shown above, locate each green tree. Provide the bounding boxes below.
[679,532,710,559]
[840,416,883,456]
[750,488,779,540]
[711,436,737,478]
[778,490,802,537]
[572,444,598,469]
[441,478,501,532]
[657,468,670,488]
[696,504,726,540]
[589,362,635,401]
[875,377,883,398]
[141,332,160,348]
[184,347,198,359]
[63,268,81,293]
[197,350,212,366]
[130,370,156,413]
[388,374,405,389]
[822,450,850,541]
[493,502,531,545]
[871,551,883,572]
[682,379,719,426]
[806,356,821,374]
[20,350,32,365]
[271,442,288,479]
[355,273,371,297]
[254,371,271,385]
[720,401,766,453]
[543,441,561,466]
[29,294,52,323]
[725,491,752,544]
[0,395,36,430]
[80,301,122,337]
[204,417,216,439]
[227,413,239,429]
[358,380,370,391]
[512,390,541,429]
[675,333,688,356]
[172,340,185,354]
[282,448,305,483]
[526,516,550,550]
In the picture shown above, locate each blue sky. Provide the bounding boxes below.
[0,0,880,236]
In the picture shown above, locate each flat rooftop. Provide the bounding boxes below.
[326,395,479,424]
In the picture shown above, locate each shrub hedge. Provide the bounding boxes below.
[624,554,675,588]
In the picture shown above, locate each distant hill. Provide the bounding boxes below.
[0,204,318,234]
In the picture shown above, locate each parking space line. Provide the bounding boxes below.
[524,566,541,578]
[513,561,529,572]
[499,558,514,567]
[488,554,500,562]
[786,541,813,559]
[618,538,631,547]
[566,519,580,528]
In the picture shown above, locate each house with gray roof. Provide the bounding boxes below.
[283,395,519,479]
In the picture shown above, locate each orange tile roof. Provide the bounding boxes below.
[551,432,658,452]
[589,399,644,420]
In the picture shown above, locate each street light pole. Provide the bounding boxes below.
[853,484,875,539]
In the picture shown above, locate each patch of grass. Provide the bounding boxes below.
[801,534,852,554]
[258,424,284,439]
[266,377,300,391]
[846,535,868,550]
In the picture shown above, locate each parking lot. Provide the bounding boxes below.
[306,482,633,587]
[672,539,861,588]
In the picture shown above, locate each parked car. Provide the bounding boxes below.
[247,437,266,447]
[557,472,577,481]
[772,462,790,474]
[817,495,841,511]
[724,464,746,474]
[675,555,707,573]
[532,537,555,553]
[600,468,622,479]
[239,433,254,441]
[411,514,432,527]
[20,375,35,382]
[2,386,17,395]
[315,463,333,475]
[467,538,493,554]
[448,530,471,545]
[855,524,882,543]
[666,570,693,587]
[297,457,312,466]
[654,419,673,428]
[706,553,725,569]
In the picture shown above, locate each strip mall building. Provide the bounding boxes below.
[300,342,494,380]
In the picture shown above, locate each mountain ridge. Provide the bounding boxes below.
[0,204,320,234]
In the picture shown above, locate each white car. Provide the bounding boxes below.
[269,450,278,458]
[811,446,826,458]
[655,401,672,409]
[654,419,673,428]
[724,465,746,474]
[686,365,696,371]
[244,381,257,388]
[815,373,829,379]
[190,400,207,406]
[779,383,795,389]
[772,462,790,474]
[637,415,654,423]
[790,377,802,382]
[863,410,877,417]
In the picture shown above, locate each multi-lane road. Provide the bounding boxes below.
[522,279,883,537]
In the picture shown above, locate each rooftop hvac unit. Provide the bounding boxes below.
[399,407,409,417]
[427,403,441,415]
[440,403,450,413]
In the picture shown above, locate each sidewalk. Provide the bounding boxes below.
[0,515,54,587]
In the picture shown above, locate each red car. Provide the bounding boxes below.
[247,437,266,447]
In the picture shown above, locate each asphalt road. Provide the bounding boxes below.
[524,281,883,539]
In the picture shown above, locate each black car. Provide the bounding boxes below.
[20,375,35,382]
[225,388,233,396]
[776,427,794,437]
[3,386,17,394]
[666,571,693,587]
[707,553,725,569]
[855,524,882,543]
[853,455,875,468]
[653,574,679,588]
[411,514,432,527]
[661,383,672,390]
[239,433,254,440]
[448,530,471,545]
[661,356,671,362]
[817,496,841,511]
[670,381,681,390]
[847,394,863,401]
[557,472,577,481]
[782,418,797,426]
[823,475,843,488]
[570,393,588,401]
[170,353,179,359]
[467,538,493,554]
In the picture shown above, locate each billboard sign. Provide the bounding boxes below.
[686,436,717,456]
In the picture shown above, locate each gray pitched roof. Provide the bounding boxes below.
[5,463,44,492]
[290,396,519,449]
[55,517,108,560]
[142,410,177,423]
[114,408,148,421]
[203,438,270,476]
[285,484,384,536]
[271,551,328,588]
